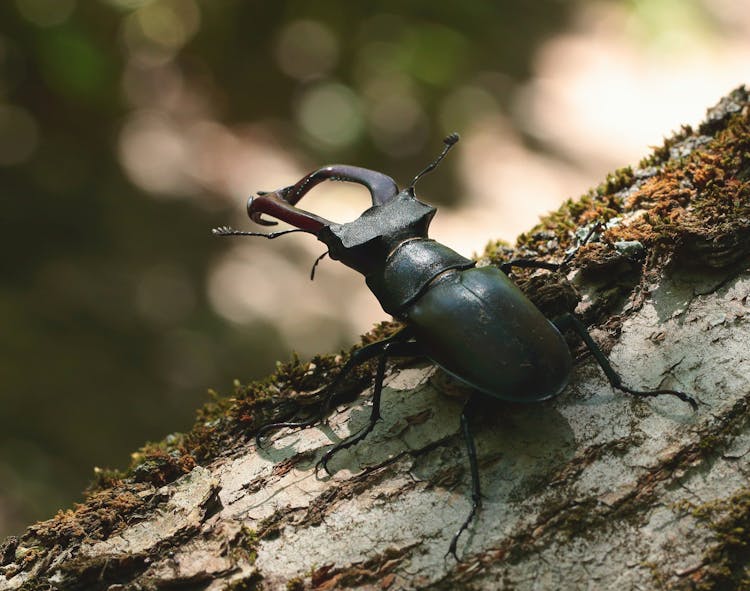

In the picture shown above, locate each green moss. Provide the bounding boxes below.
[597,166,635,196]
[224,571,264,591]
[11,484,151,578]
[673,491,750,590]
[232,526,259,565]
[698,433,725,453]
[129,434,196,487]
[87,466,127,491]
[638,125,694,169]
[480,238,513,265]
[29,488,147,547]
[542,498,605,542]
[493,87,750,301]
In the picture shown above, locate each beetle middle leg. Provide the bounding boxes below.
[447,395,482,561]
[317,339,424,475]
[256,329,413,447]
[553,313,698,409]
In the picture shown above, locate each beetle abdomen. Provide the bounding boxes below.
[406,266,572,402]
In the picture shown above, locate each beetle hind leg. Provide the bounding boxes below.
[553,313,698,409]
[500,220,606,275]
[500,259,561,275]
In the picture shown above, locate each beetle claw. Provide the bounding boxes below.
[618,385,699,411]
[445,540,461,562]
[315,455,333,477]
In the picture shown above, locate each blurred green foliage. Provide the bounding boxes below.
[0,0,574,536]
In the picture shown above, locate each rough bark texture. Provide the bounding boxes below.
[3,88,750,591]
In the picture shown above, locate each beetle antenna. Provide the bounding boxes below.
[310,251,328,281]
[409,132,460,191]
[212,226,306,239]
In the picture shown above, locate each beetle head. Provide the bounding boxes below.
[217,134,460,277]
[244,133,459,233]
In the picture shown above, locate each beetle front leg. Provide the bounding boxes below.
[553,313,698,409]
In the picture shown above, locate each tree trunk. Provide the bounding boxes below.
[3,87,750,591]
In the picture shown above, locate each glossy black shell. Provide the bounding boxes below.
[405,265,572,402]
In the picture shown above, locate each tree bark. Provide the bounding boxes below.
[3,87,750,591]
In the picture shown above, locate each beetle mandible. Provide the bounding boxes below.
[214,134,697,559]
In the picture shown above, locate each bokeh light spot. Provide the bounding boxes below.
[296,82,364,148]
[368,91,428,156]
[122,0,200,64]
[275,20,339,80]
[207,245,334,355]
[355,40,402,82]
[121,59,184,108]
[103,0,153,9]
[439,85,499,132]
[405,24,467,86]
[0,104,38,166]
[625,0,711,49]
[137,0,200,49]
[15,0,76,27]
[118,111,192,196]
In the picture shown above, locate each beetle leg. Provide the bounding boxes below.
[554,313,699,409]
[316,340,424,475]
[559,220,605,266]
[500,221,606,275]
[255,339,393,448]
[256,329,413,447]
[309,251,328,281]
[447,395,482,561]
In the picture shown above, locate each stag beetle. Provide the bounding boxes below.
[214,134,697,559]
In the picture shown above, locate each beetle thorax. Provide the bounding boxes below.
[316,191,436,275]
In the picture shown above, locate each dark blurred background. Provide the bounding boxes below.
[1,0,747,537]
